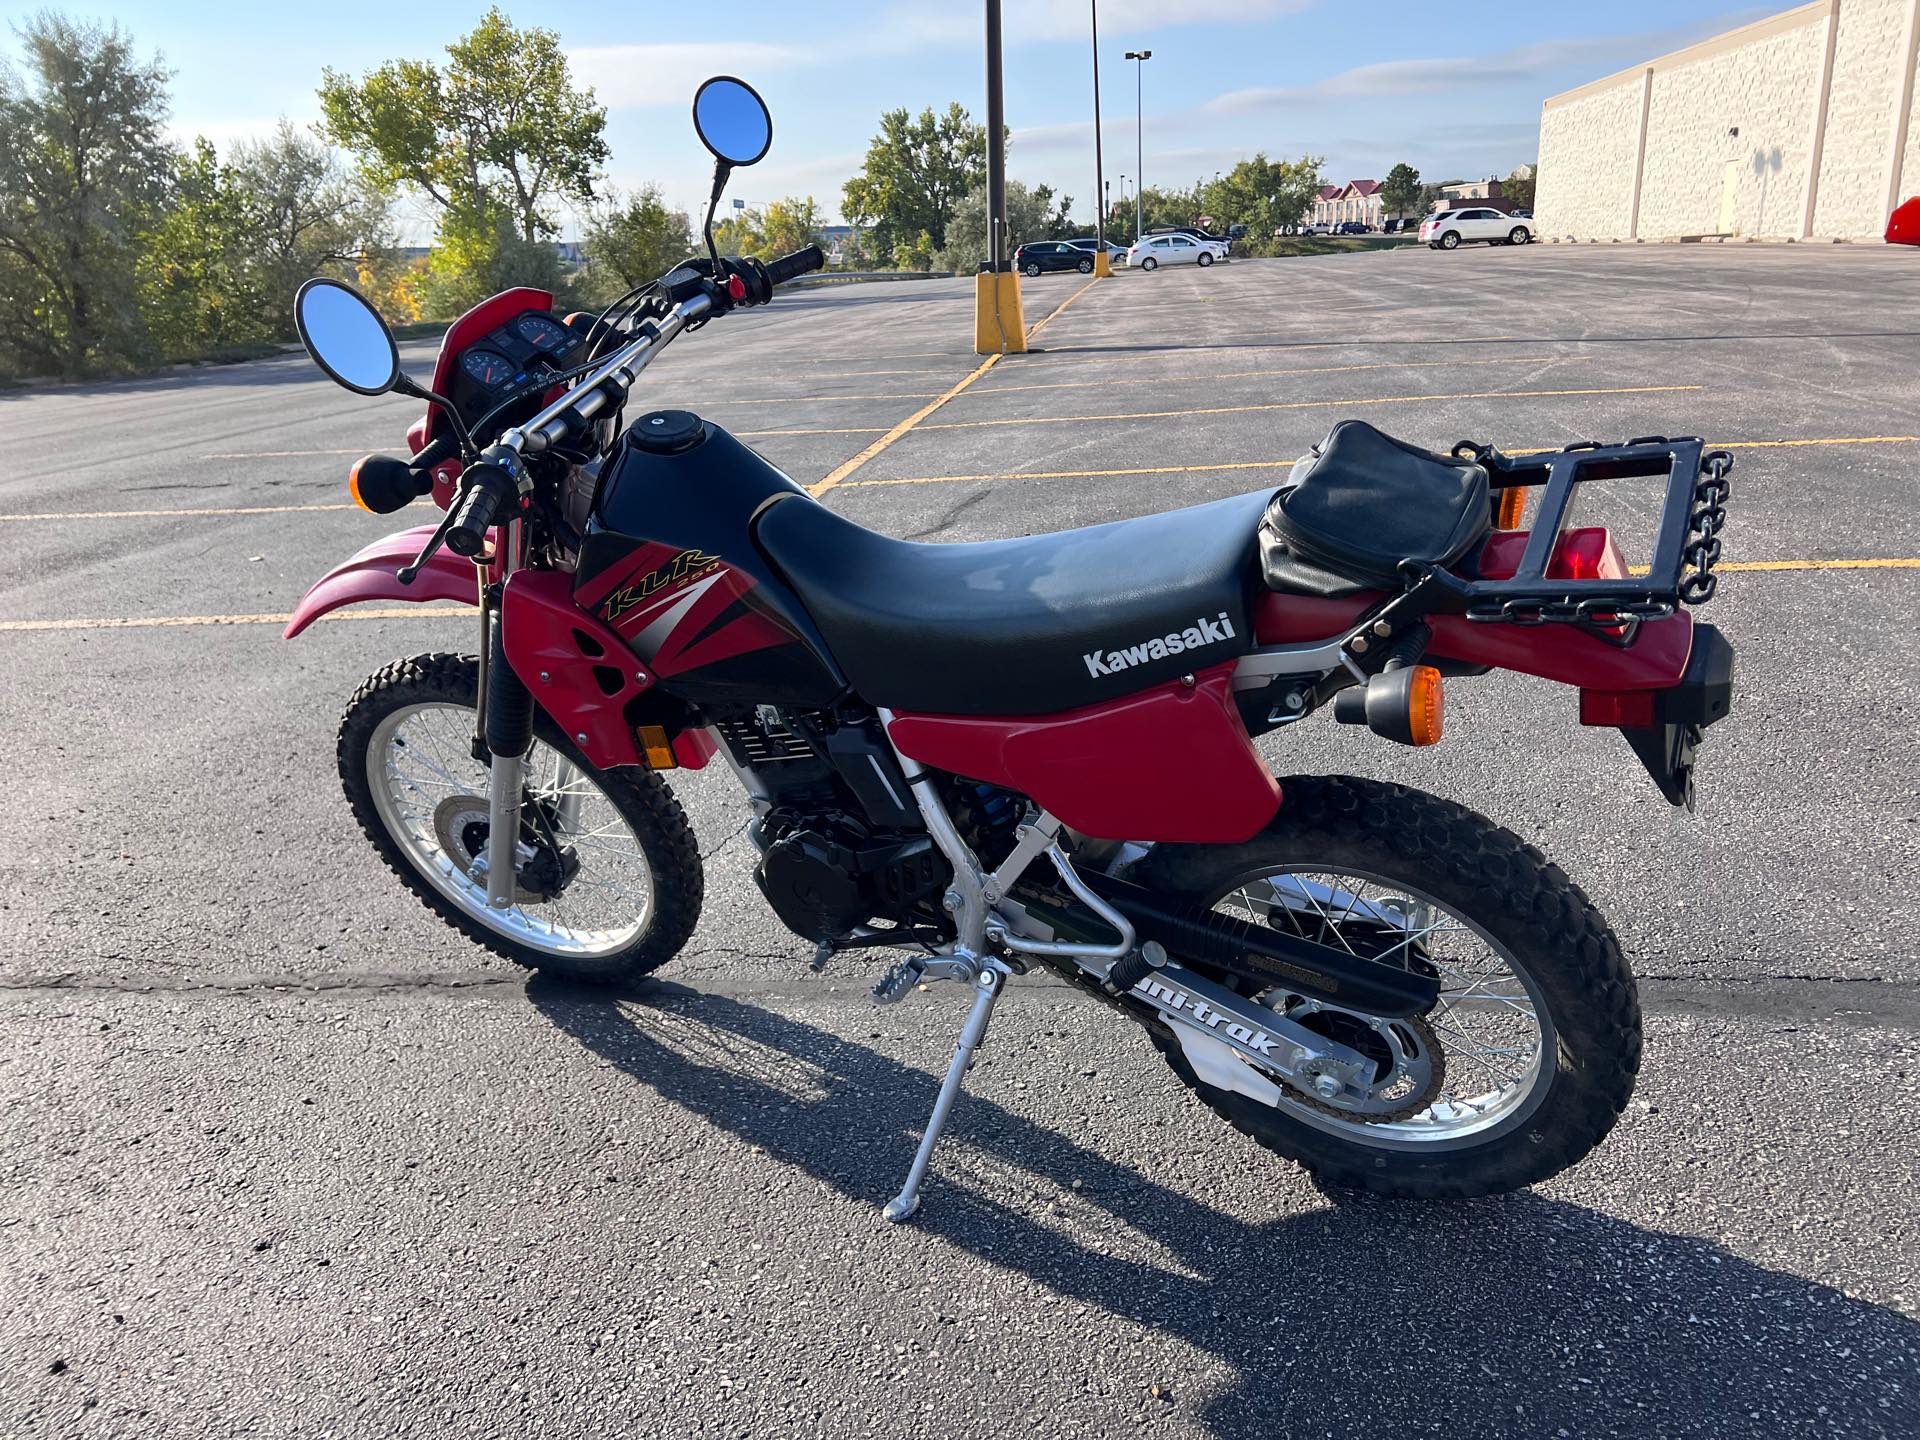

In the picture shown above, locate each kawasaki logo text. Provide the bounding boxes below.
[1083,611,1235,678]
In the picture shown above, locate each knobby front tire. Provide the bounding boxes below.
[338,653,703,985]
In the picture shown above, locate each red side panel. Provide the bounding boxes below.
[501,570,654,771]
[282,524,477,639]
[574,543,796,677]
[410,287,555,506]
[1253,591,1695,691]
[887,664,1280,844]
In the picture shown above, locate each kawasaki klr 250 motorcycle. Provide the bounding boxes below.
[287,78,1735,1219]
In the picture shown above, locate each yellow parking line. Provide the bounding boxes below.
[959,355,1577,398]
[752,384,1705,439]
[7,560,1912,633]
[203,447,367,459]
[0,500,430,523]
[807,277,1104,497]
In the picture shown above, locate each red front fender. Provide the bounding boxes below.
[282,525,478,639]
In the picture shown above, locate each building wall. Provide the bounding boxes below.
[1538,0,1920,241]
[1536,77,1646,238]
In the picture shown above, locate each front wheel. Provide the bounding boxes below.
[1132,775,1640,1198]
[1508,226,1531,246]
[1023,262,1042,278]
[1077,257,1094,274]
[1196,251,1214,267]
[338,653,703,984]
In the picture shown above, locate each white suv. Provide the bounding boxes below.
[1419,208,1531,250]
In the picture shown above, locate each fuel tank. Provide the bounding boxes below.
[577,412,847,707]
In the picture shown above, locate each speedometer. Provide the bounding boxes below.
[512,313,574,352]
[460,349,514,388]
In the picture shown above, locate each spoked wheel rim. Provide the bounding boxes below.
[1212,867,1554,1149]
[365,702,655,957]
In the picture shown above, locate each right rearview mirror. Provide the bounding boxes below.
[691,76,773,167]
[294,278,400,396]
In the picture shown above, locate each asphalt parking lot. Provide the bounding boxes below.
[3,244,1917,1438]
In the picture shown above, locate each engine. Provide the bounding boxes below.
[753,809,949,942]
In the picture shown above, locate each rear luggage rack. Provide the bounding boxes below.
[1434,436,1732,625]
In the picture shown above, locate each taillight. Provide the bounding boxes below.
[1579,690,1657,728]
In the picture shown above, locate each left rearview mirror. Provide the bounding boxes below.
[294,278,400,396]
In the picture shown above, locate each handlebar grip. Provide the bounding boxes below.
[444,462,515,557]
[764,245,826,287]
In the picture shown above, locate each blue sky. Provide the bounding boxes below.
[15,1,1773,232]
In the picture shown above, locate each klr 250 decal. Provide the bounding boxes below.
[601,548,723,623]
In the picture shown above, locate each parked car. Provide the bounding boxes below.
[1418,208,1533,250]
[1062,237,1128,268]
[1015,240,1095,276]
[1335,221,1372,235]
[1145,224,1232,256]
[1127,232,1218,270]
[1304,222,1333,236]
[1510,209,1533,220]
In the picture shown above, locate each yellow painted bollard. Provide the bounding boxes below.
[1093,249,1113,278]
[974,268,1028,355]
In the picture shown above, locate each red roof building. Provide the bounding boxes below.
[1311,179,1402,228]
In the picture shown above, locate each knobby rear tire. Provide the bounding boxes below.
[1132,775,1641,1199]
[337,653,703,985]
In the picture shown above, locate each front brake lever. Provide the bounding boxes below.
[397,505,465,585]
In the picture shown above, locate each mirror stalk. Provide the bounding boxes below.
[394,373,476,459]
[702,160,733,278]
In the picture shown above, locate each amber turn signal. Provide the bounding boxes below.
[1332,664,1446,746]
[636,724,677,770]
[1493,486,1526,530]
[1404,664,1445,746]
[347,454,428,515]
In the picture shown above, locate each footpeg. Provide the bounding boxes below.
[872,957,926,1005]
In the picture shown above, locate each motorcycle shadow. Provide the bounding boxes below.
[527,977,1918,1438]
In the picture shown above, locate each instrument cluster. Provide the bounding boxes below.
[448,309,588,426]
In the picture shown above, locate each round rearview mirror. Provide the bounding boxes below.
[692,76,773,167]
[294,278,400,396]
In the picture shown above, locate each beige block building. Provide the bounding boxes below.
[1537,0,1920,241]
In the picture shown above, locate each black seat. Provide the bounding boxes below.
[754,490,1272,715]
[1260,420,1491,596]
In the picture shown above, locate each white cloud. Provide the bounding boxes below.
[568,42,815,108]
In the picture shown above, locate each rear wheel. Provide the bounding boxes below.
[1439,231,1460,250]
[1140,256,1158,271]
[1132,775,1640,1198]
[338,653,702,984]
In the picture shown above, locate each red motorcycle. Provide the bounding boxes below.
[287,78,1735,1219]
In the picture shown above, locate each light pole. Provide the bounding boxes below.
[1090,2,1110,275]
[976,0,1025,353]
[1125,49,1151,242]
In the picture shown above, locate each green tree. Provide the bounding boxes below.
[231,120,394,304]
[580,184,694,293]
[1199,154,1324,252]
[419,197,561,317]
[0,12,171,376]
[757,196,825,259]
[841,103,985,265]
[318,7,607,245]
[136,138,258,358]
[934,179,1074,274]
[1380,162,1422,221]
[1504,165,1537,212]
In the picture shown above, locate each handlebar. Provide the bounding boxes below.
[763,244,826,288]
[443,461,516,557]
[421,247,822,568]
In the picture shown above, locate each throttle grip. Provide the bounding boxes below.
[765,244,826,286]
[444,462,515,557]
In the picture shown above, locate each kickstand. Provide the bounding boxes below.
[883,963,1007,1223]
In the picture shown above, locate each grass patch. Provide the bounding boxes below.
[1251,235,1419,258]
